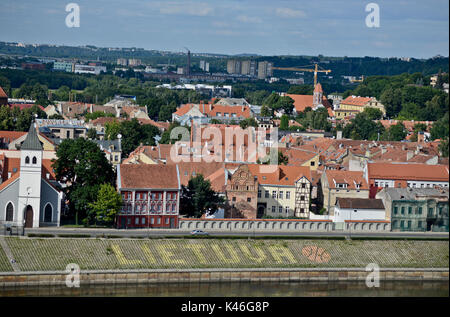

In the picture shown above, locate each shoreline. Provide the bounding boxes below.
[0,268,448,287]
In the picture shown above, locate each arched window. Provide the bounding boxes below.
[32,156,37,164]
[6,202,14,222]
[25,156,30,164]
[44,203,52,223]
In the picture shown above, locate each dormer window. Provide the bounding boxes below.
[25,156,30,164]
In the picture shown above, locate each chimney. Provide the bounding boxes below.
[381,147,387,154]
[406,150,414,161]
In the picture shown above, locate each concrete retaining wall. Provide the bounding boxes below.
[180,219,334,232]
[179,219,391,232]
[0,268,447,287]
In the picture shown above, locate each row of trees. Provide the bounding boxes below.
[0,105,47,131]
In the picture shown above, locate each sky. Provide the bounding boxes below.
[0,0,448,58]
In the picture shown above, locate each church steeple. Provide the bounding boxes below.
[21,122,43,151]
[313,83,323,108]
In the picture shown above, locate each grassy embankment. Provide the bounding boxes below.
[0,237,448,272]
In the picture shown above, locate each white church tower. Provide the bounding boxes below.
[17,122,43,228]
[312,83,324,109]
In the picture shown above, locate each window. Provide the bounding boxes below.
[232,197,236,202]
[247,197,251,202]
[407,221,411,228]
[272,191,277,199]
[418,207,422,215]
[300,208,305,214]
[135,218,139,225]
[272,206,275,213]
[151,218,154,224]
[285,206,290,213]
[127,218,131,225]
[408,207,412,214]
[301,183,306,189]
[301,195,305,201]
[279,206,283,213]
[286,192,290,199]
[401,207,405,215]
[157,218,161,224]
[166,218,170,224]
[394,207,398,215]
[25,156,30,164]
[258,190,261,198]
[44,204,52,222]
[32,157,37,164]
[428,208,434,216]
[5,202,14,222]
[418,221,422,229]
[142,218,146,225]
[310,161,315,166]
[393,220,398,228]
[265,190,269,198]
[279,191,283,199]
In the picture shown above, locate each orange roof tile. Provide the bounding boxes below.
[119,164,179,189]
[0,86,7,98]
[247,164,311,186]
[368,163,449,182]
[325,170,369,190]
[341,96,372,106]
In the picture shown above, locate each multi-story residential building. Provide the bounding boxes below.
[128,59,142,67]
[337,95,386,117]
[36,119,87,139]
[257,61,273,79]
[224,164,312,219]
[116,164,181,229]
[376,187,449,232]
[227,60,242,74]
[117,58,128,66]
[320,170,370,215]
[53,61,74,73]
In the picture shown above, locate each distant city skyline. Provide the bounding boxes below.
[0,0,448,59]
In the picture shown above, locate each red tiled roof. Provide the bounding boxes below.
[341,96,372,106]
[0,131,27,143]
[247,164,311,186]
[325,170,369,190]
[8,104,45,111]
[119,164,179,189]
[0,86,8,98]
[368,162,449,182]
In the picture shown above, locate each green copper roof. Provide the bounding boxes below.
[21,123,43,151]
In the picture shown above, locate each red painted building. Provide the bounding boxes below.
[116,164,181,229]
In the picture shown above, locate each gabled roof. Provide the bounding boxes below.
[247,164,311,186]
[21,123,43,151]
[119,164,180,189]
[325,170,369,190]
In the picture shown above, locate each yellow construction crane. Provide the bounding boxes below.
[272,63,331,86]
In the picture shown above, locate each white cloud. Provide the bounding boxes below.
[275,8,306,18]
[236,15,262,24]
[158,1,214,16]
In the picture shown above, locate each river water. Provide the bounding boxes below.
[0,281,448,297]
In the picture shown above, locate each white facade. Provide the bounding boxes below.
[333,206,386,223]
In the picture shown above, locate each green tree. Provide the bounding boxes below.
[439,138,449,157]
[88,183,122,225]
[180,175,224,218]
[87,128,98,140]
[239,117,258,129]
[363,107,383,120]
[279,114,289,130]
[52,138,115,224]
[260,104,272,117]
[430,112,449,140]
[382,122,407,141]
